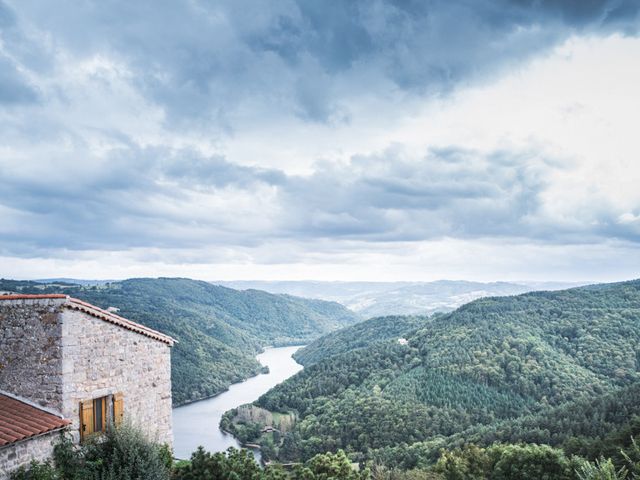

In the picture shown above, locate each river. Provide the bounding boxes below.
[172,346,304,461]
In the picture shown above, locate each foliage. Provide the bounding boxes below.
[12,426,170,480]
[435,443,583,480]
[172,446,262,480]
[417,389,640,466]
[369,465,444,480]
[10,461,60,480]
[51,434,85,480]
[11,397,640,480]
[231,421,263,444]
[173,448,371,480]
[254,280,640,464]
[66,424,170,479]
[291,450,370,480]
[294,315,434,367]
[620,436,640,477]
[576,458,628,480]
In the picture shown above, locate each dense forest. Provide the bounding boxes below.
[0,277,359,405]
[243,280,640,470]
[294,314,436,366]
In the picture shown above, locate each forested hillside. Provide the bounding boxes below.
[294,314,434,366]
[0,277,359,405]
[250,280,640,466]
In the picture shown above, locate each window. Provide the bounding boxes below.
[80,393,124,441]
[93,397,105,432]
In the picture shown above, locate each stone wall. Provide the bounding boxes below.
[0,298,66,412]
[0,431,63,480]
[60,309,173,446]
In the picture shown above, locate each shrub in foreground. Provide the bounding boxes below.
[10,460,60,480]
[11,425,171,480]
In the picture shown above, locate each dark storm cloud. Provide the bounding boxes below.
[3,0,638,124]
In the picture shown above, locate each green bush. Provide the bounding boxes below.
[291,450,370,480]
[435,443,583,480]
[10,460,60,480]
[172,446,262,480]
[79,424,171,480]
[12,425,171,480]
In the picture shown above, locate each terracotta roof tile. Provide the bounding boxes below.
[0,294,67,300]
[0,394,70,447]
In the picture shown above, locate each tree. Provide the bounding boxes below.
[292,450,370,480]
[576,458,628,480]
[173,447,262,480]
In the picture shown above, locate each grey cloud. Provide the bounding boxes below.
[0,56,39,105]
[1,141,638,259]
[278,147,552,241]
[159,151,287,188]
[0,0,639,263]
[0,145,286,255]
[513,0,640,29]
[4,0,638,126]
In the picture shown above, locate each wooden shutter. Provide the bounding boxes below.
[80,400,94,441]
[113,393,124,426]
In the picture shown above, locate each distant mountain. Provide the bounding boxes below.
[34,278,114,286]
[0,277,359,405]
[251,279,640,464]
[216,280,584,318]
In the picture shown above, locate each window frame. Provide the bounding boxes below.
[80,392,124,441]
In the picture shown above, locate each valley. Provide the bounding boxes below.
[3,276,639,478]
[225,280,640,472]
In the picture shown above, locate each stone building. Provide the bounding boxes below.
[0,294,175,478]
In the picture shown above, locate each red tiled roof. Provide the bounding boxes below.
[0,394,70,447]
[66,298,176,346]
[0,294,67,300]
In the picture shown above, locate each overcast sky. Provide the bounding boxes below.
[1,0,639,282]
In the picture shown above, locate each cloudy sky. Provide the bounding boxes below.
[1,0,639,282]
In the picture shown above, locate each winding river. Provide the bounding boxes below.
[172,346,304,461]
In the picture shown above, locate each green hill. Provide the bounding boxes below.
[252,280,640,464]
[293,314,435,366]
[0,277,359,405]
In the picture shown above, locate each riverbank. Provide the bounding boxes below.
[173,343,308,408]
[172,364,269,408]
[172,346,304,461]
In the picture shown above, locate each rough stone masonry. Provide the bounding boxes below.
[0,295,174,478]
